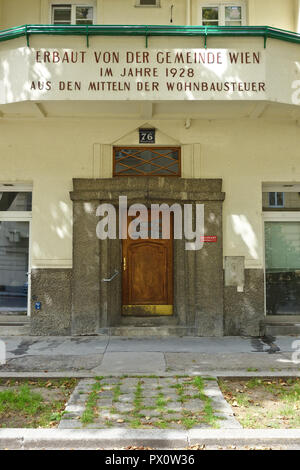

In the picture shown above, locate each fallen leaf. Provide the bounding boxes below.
[188,444,206,450]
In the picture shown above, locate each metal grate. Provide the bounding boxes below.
[114,147,180,176]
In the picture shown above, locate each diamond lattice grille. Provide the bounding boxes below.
[114,147,180,176]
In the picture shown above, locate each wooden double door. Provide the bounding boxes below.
[122,211,173,316]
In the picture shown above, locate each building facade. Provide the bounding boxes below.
[1,0,300,336]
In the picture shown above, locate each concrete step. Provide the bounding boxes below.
[0,315,30,323]
[98,326,207,337]
[261,319,300,336]
[0,315,30,336]
[0,324,30,336]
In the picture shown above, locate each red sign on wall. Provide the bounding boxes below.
[201,236,217,243]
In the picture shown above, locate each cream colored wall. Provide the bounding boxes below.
[248,0,296,31]
[0,0,298,31]
[1,0,41,29]
[155,118,300,269]
[296,0,300,32]
[1,117,300,270]
[99,0,186,25]
[40,0,186,26]
[0,1,3,29]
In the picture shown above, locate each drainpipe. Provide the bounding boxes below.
[186,0,191,26]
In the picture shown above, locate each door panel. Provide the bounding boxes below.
[128,241,168,304]
[122,212,173,316]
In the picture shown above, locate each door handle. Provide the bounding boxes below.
[123,257,127,271]
[101,270,119,282]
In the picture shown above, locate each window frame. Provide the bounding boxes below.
[51,2,95,25]
[200,2,246,26]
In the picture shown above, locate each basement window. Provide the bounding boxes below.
[52,4,94,25]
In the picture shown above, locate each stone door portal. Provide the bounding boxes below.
[70,177,225,336]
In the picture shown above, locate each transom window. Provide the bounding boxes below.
[201,3,245,26]
[263,185,300,211]
[0,192,32,212]
[136,0,160,6]
[268,192,284,208]
[114,147,181,176]
[52,4,94,25]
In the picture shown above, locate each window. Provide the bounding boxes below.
[265,220,300,315]
[0,186,32,315]
[114,147,181,176]
[269,192,284,208]
[52,4,94,25]
[136,0,160,7]
[202,6,219,25]
[201,3,245,26]
[224,5,243,25]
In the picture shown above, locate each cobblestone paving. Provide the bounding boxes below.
[58,376,241,430]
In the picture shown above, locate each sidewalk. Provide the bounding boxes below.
[0,335,300,450]
[0,335,299,376]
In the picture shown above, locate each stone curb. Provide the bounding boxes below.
[1,429,300,450]
[203,380,242,429]
[0,372,95,378]
[0,429,188,450]
[0,371,300,378]
[188,429,300,447]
